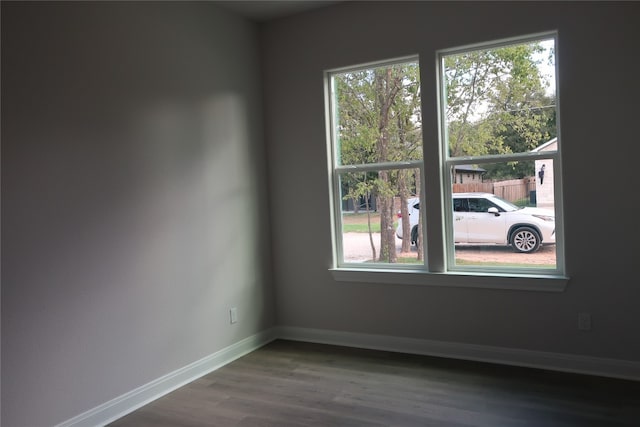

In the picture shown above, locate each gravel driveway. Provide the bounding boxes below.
[342,232,404,262]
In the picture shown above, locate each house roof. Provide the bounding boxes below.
[531,137,558,152]
[455,164,486,173]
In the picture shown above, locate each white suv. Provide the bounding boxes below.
[396,192,555,253]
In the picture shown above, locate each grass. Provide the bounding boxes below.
[344,223,382,233]
[513,197,536,208]
[341,212,380,224]
[342,212,397,233]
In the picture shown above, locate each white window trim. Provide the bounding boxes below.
[325,32,569,292]
[330,268,568,292]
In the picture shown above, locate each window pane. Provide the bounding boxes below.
[449,159,557,269]
[332,61,422,166]
[442,38,556,157]
[339,169,423,265]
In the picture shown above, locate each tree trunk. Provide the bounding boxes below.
[374,68,401,263]
[378,188,397,263]
[364,194,376,261]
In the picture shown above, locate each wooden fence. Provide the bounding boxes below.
[453,177,536,203]
[383,177,538,213]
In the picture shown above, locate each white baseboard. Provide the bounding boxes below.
[276,326,640,382]
[55,329,277,427]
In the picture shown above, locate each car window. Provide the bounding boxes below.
[488,196,520,212]
[453,198,468,212]
[468,198,500,213]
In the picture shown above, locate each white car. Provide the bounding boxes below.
[396,192,555,253]
[396,197,421,246]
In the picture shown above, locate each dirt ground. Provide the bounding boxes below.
[343,232,556,265]
[453,243,556,265]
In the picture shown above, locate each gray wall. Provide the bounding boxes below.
[262,1,640,360]
[1,2,275,426]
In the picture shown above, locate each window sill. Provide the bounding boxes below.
[330,268,569,292]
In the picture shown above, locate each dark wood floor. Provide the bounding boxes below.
[109,339,640,427]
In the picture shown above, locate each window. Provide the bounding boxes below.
[441,34,563,275]
[326,33,566,289]
[327,57,424,267]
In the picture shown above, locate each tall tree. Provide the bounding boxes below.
[444,42,556,170]
[336,64,422,263]
[374,67,402,263]
[336,62,421,262]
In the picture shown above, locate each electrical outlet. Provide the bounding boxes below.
[578,312,591,330]
[230,307,238,324]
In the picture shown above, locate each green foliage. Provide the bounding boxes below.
[512,197,535,208]
[335,63,422,166]
[343,223,382,233]
[335,62,422,204]
[444,39,557,175]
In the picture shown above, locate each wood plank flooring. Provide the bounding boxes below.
[108,339,640,427]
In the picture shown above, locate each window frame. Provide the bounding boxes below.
[325,33,569,291]
[326,55,426,271]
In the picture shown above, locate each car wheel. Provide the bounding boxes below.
[411,225,419,245]
[511,227,541,253]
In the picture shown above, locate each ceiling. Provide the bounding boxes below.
[215,0,343,22]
